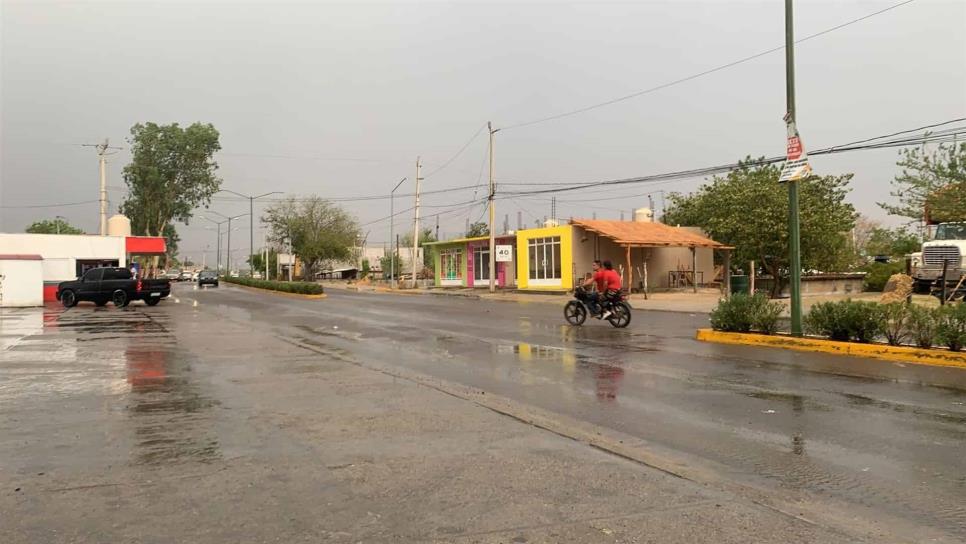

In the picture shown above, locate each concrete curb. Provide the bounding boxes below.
[225,282,327,300]
[695,328,966,369]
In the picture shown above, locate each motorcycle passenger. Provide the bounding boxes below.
[582,260,622,319]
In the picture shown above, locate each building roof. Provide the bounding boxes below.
[0,254,43,260]
[424,234,516,246]
[570,219,732,249]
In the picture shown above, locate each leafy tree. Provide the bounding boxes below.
[26,218,84,234]
[664,158,857,296]
[120,122,222,238]
[380,252,402,280]
[248,249,278,279]
[864,226,921,258]
[263,196,360,280]
[466,221,489,237]
[879,142,966,224]
[401,227,437,269]
[361,259,371,279]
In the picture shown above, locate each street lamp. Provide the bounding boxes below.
[389,177,406,289]
[208,211,249,276]
[217,190,282,275]
[201,216,227,274]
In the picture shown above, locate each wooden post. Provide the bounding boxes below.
[750,260,756,294]
[722,250,732,298]
[691,247,697,293]
[626,245,632,292]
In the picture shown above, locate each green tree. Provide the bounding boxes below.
[25,218,84,234]
[263,196,360,280]
[864,226,921,258]
[120,122,222,239]
[248,249,278,279]
[664,158,857,296]
[401,227,437,269]
[879,142,966,224]
[380,252,402,280]
[466,221,489,237]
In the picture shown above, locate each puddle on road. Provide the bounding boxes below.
[501,342,627,403]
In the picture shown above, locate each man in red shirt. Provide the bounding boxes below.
[582,260,622,318]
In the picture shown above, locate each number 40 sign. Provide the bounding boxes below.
[495,245,513,262]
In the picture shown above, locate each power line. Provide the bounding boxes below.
[1,199,100,209]
[422,123,488,178]
[501,0,917,131]
[499,119,966,197]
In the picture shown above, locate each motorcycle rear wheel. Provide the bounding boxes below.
[607,302,632,328]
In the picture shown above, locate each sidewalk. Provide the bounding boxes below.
[323,281,939,315]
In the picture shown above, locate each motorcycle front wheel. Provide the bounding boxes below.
[564,301,587,326]
[607,302,632,328]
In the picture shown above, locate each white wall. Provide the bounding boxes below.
[0,234,127,282]
[0,259,43,307]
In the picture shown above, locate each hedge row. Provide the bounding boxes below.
[710,295,966,351]
[223,276,325,295]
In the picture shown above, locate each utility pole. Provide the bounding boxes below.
[389,177,407,289]
[82,139,121,235]
[411,158,423,288]
[785,0,804,336]
[551,197,556,222]
[488,122,500,292]
[209,211,248,277]
[435,214,439,241]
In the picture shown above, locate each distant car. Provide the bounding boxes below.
[198,270,219,287]
[251,272,263,279]
[191,271,200,281]
[164,269,182,281]
[179,271,193,281]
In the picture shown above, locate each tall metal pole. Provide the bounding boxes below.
[411,158,422,288]
[389,177,406,289]
[488,122,499,293]
[786,0,803,336]
[226,217,232,275]
[99,148,107,235]
[249,196,254,276]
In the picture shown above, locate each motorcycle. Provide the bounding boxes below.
[564,286,632,328]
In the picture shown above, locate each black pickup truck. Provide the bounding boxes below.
[56,267,171,308]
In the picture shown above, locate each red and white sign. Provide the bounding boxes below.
[779,120,812,183]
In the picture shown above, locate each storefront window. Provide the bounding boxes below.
[440,249,462,282]
[473,246,489,282]
[527,237,561,283]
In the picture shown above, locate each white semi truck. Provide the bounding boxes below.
[913,222,966,295]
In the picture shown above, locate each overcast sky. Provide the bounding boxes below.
[2,0,964,263]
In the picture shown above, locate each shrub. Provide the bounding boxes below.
[223,276,325,295]
[710,293,785,334]
[906,305,938,349]
[877,302,910,346]
[805,300,883,343]
[935,303,966,352]
[862,261,906,292]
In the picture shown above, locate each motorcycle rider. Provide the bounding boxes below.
[582,260,622,319]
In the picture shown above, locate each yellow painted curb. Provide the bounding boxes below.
[695,329,966,369]
[226,282,327,300]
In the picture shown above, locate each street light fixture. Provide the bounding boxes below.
[201,216,227,274]
[208,210,249,276]
[217,189,282,275]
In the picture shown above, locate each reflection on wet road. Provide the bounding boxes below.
[185,285,966,540]
[0,304,221,469]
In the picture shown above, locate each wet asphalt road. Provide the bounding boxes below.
[3,283,966,542]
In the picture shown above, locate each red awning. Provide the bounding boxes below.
[125,236,166,255]
[0,254,43,260]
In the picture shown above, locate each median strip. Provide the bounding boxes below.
[222,277,326,299]
[696,329,966,369]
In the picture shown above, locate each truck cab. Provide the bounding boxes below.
[914,222,966,293]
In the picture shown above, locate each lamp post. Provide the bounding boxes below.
[389,177,407,289]
[217,190,282,276]
[201,216,227,274]
[208,211,249,276]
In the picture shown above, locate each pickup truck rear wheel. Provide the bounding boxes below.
[112,289,129,308]
[61,290,77,308]
[144,298,161,306]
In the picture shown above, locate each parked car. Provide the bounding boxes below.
[57,267,171,308]
[198,270,219,287]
